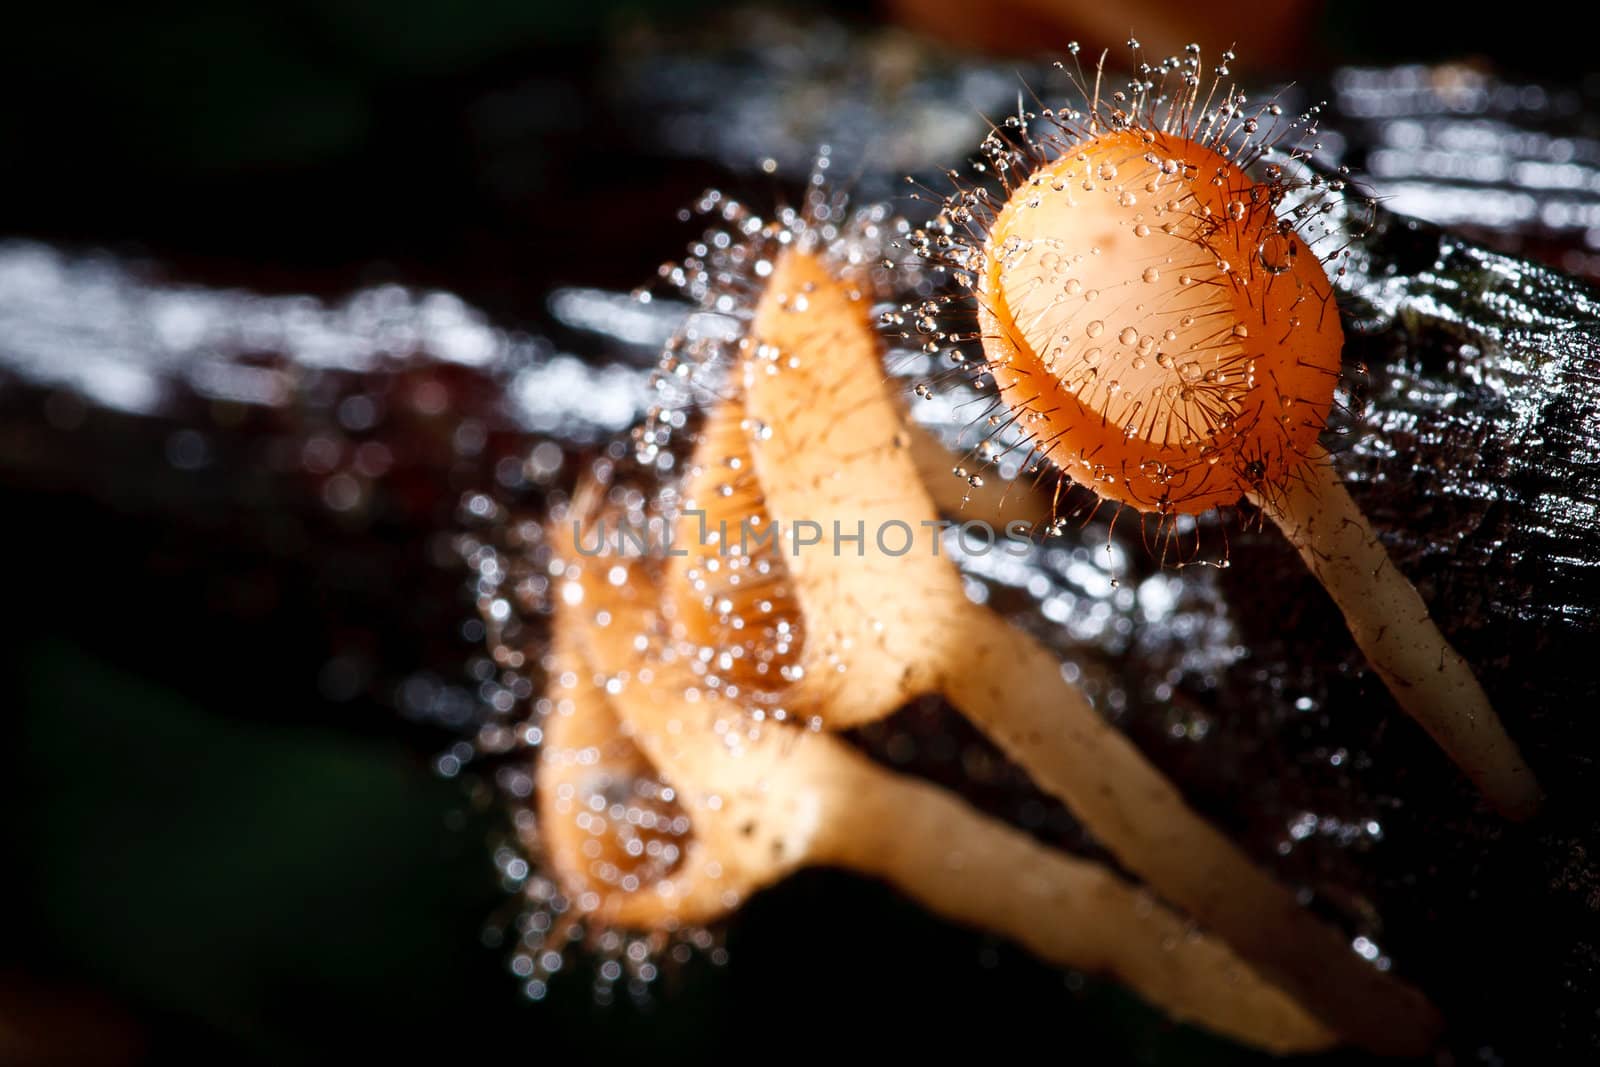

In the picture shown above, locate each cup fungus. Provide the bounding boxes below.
[914,42,1539,820]
[544,516,1334,1053]
[532,206,1440,1054]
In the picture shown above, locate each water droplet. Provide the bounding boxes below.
[1118,326,1138,345]
[1133,224,1151,238]
[1063,278,1082,296]
[1258,233,1297,275]
[1232,324,1249,339]
[1142,267,1160,283]
[1086,320,1104,338]
[1227,201,1247,221]
[1179,361,1203,383]
[1098,162,1119,180]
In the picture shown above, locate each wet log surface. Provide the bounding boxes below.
[2,14,1598,1065]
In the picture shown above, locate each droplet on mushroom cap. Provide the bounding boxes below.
[979,128,1343,513]
[667,396,804,697]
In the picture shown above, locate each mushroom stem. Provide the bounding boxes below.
[816,749,1335,1055]
[565,565,1336,1054]
[1250,448,1541,820]
[942,603,1444,1057]
[904,418,1055,530]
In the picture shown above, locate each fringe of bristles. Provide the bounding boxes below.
[888,41,1376,557]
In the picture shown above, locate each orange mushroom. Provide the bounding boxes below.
[538,533,1336,1053]
[922,44,1538,819]
[527,233,1438,1053]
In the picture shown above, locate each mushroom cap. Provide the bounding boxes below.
[667,396,803,700]
[978,127,1343,514]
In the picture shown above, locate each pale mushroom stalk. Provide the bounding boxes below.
[1250,446,1539,818]
[553,558,1335,1054]
[942,603,1434,1054]
[904,418,1055,530]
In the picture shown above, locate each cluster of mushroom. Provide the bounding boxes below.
[494,43,1540,1056]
